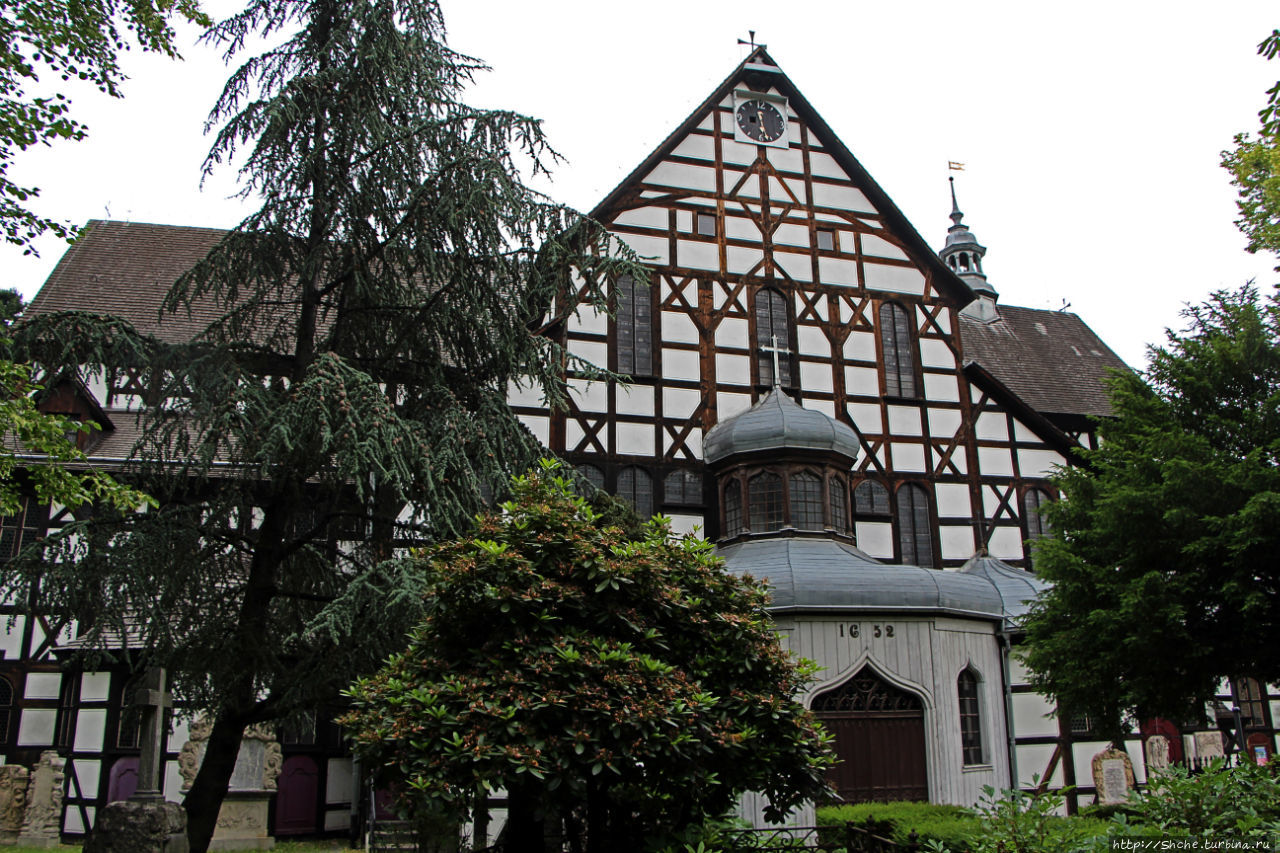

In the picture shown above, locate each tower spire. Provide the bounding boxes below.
[938,176,999,322]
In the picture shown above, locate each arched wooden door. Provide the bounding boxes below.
[274,756,320,835]
[812,667,927,802]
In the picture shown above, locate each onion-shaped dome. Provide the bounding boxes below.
[958,553,1051,628]
[704,387,861,466]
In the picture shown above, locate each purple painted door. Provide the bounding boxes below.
[106,757,139,803]
[274,755,320,835]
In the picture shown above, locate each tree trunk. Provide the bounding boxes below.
[503,781,546,853]
[183,710,249,853]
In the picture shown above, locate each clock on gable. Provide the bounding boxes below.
[732,91,789,148]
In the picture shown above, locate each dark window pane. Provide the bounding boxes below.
[617,467,653,518]
[0,498,45,562]
[789,472,823,530]
[958,670,983,765]
[829,477,849,535]
[696,213,717,237]
[755,289,791,387]
[578,465,605,491]
[664,470,702,505]
[879,302,917,398]
[723,480,743,537]
[853,480,890,518]
[1023,488,1052,540]
[1234,678,1267,729]
[616,275,652,376]
[816,229,835,251]
[749,472,784,532]
[897,483,934,566]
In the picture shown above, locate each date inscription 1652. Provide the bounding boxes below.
[838,623,896,639]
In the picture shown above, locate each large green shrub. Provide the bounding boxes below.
[1124,759,1280,838]
[816,802,978,851]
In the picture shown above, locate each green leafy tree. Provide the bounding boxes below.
[9,0,639,847]
[1,0,209,251]
[1023,285,1280,742]
[342,462,833,853]
[1223,29,1280,268]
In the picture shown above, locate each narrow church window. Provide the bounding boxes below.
[853,480,890,518]
[116,686,140,749]
[615,274,652,377]
[696,212,717,237]
[829,477,849,535]
[723,480,744,537]
[664,469,702,505]
[896,483,934,566]
[748,472,784,532]
[0,498,47,562]
[577,464,605,491]
[878,302,917,398]
[789,472,823,530]
[0,676,13,746]
[755,289,792,387]
[55,674,79,749]
[1233,677,1268,729]
[1023,488,1052,541]
[616,466,653,518]
[958,669,984,765]
[816,228,835,252]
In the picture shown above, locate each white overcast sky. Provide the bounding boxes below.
[3,0,1278,369]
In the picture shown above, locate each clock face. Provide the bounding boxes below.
[736,99,786,143]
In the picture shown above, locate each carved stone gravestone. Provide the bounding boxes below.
[1144,734,1171,773]
[0,765,29,843]
[179,719,282,850]
[16,750,64,848]
[1090,747,1134,805]
[1194,730,1226,761]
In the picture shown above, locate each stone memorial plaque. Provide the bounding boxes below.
[1144,734,1170,772]
[1194,731,1225,759]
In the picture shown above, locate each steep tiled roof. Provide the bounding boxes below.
[959,305,1130,420]
[28,219,228,343]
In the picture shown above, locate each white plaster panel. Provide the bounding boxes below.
[1013,421,1040,443]
[928,408,963,438]
[975,412,1009,441]
[1007,657,1033,686]
[681,428,703,459]
[0,617,24,659]
[662,348,701,382]
[726,246,764,276]
[769,176,804,206]
[933,307,953,335]
[85,368,108,404]
[64,806,94,835]
[806,151,849,180]
[74,708,107,752]
[1018,449,1064,479]
[568,379,607,413]
[919,339,956,370]
[935,483,972,517]
[977,446,1015,477]
[844,331,877,362]
[766,146,805,174]
[325,811,352,832]
[797,290,829,322]
[923,372,960,403]
[715,353,751,386]
[644,161,717,193]
[855,522,894,559]
[615,422,654,455]
[167,716,190,753]
[772,250,812,282]
[676,210,693,232]
[817,256,859,287]
[721,139,759,166]
[661,310,700,345]
[565,420,585,451]
[890,443,927,472]
[671,135,716,161]
[715,317,749,351]
[718,392,753,420]
[797,325,830,358]
[988,526,1024,560]
[616,384,655,417]
[696,113,716,132]
[733,170,761,199]
[799,361,834,394]
[612,206,669,229]
[517,414,549,446]
[848,402,882,434]
[74,759,101,800]
[567,305,608,336]
[1012,693,1059,739]
[1016,744,1065,788]
[27,620,45,658]
[887,406,923,436]
[678,240,719,272]
[844,366,880,397]
[773,223,810,248]
[17,709,56,746]
[861,234,909,260]
[81,672,111,703]
[663,387,703,420]
[724,214,760,242]
[811,181,875,213]
[616,232,669,265]
[864,262,926,295]
[566,339,608,369]
[940,526,976,561]
[25,672,61,700]
[164,762,184,802]
[804,398,836,419]
[667,514,704,537]
[326,757,353,803]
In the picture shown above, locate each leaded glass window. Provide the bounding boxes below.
[958,669,983,765]
[829,477,849,535]
[879,302,917,398]
[578,464,605,491]
[616,467,653,518]
[664,470,702,505]
[0,498,46,562]
[853,480,890,518]
[755,289,791,387]
[1023,488,1052,540]
[897,483,934,566]
[789,472,823,530]
[723,480,744,537]
[748,472,784,532]
[616,274,652,376]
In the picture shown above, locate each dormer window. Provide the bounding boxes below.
[717,466,854,540]
[789,472,823,530]
[748,472,784,532]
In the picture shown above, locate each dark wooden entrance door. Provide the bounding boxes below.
[275,755,320,835]
[812,668,927,802]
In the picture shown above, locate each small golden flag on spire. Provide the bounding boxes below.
[948,161,965,171]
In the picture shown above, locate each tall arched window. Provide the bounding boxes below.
[1023,487,1052,540]
[664,470,702,505]
[755,289,791,387]
[789,472,823,530]
[957,668,984,765]
[616,274,652,376]
[879,302,917,398]
[577,464,605,491]
[896,483,934,566]
[723,480,744,537]
[616,467,653,518]
[829,477,849,535]
[748,472,784,532]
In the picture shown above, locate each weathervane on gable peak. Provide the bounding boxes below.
[738,30,766,52]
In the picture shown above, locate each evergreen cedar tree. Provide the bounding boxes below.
[1023,285,1280,744]
[0,0,208,251]
[7,0,643,848]
[1224,30,1280,268]
[341,463,834,853]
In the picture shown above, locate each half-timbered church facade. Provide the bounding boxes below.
[2,46,1276,841]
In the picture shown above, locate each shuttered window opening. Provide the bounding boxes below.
[755,289,791,387]
[664,469,702,505]
[616,466,653,518]
[896,483,934,567]
[853,480,890,518]
[723,480,744,537]
[958,669,984,766]
[879,302,917,398]
[829,477,849,535]
[616,274,652,376]
[789,472,823,530]
[748,472,784,532]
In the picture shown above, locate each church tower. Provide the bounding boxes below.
[940,178,998,323]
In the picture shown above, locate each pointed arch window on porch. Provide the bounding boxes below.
[896,483,935,567]
[879,302,918,398]
[615,274,652,377]
[748,472,784,532]
[755,288,792,387]
[829,476,849,535]
[958,668,984,766]
[723,479,744,538]
[789,472,823,531]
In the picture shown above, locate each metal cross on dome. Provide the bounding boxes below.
[760,333,789,387]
